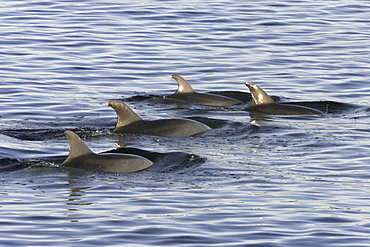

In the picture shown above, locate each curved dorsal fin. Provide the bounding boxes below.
[61,130,93,165]
[245,82,274,106]
[171,74,195,93]
[108,101,142,128]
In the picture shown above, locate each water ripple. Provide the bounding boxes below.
[1,0,370,246]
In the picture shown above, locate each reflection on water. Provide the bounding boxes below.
[67,186,92,206]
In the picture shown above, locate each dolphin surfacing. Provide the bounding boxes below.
[108,100,210,137]
[61,130,153,173]
[166,75,241,106]
[244,82,323,115]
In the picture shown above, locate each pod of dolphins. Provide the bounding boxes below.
[61,75,323,173]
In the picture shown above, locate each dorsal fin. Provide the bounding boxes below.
[245,82,274,106]
[171,74,195,93]
[61,130,93,165]
[108,101,142,128]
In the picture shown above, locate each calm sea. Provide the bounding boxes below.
[1,0,370,246]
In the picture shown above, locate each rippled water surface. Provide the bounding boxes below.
[1,0,370,246]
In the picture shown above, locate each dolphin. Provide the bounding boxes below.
[108,100,211,137]
[244,82,323,115]
[61,130,153,173]
[166,75,242,106]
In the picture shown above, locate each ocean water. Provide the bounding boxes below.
[1,0,370,246]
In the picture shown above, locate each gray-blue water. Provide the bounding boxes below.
[1,0,370,246]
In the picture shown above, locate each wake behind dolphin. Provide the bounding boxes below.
[166,75,242,106]
[61,130,153,173]
[244,82,323,115]
[108,100,210,137]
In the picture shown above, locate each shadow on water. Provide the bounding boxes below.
[1,129,66,141]
[103,147,207,173]
[0,158,32,172]
[280,101,360,114]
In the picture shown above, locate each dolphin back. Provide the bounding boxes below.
[172,74,195,93]
[62,153,153,173]
[169,74,241,106]
[244,82,322,115]
[167,91,241,106]
[113,118,210,137]
[109,101,142,128]
[245,103,323,115]
[61,130,93,166]
[245,82,275,106]
[61,130,153,172]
